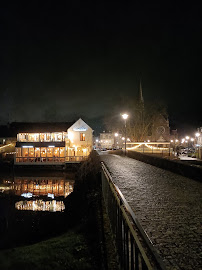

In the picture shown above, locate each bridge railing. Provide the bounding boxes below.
[101,162,166,270]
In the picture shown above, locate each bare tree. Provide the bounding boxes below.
[104,96,168,141]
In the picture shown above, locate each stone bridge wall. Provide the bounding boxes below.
[108,150,202,182]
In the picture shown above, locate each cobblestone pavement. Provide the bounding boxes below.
[100,153,202,270]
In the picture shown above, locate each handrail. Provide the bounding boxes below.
[101,161,167,270]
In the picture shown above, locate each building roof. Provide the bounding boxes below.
[0,122,75,136]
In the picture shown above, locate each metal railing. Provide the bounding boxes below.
[15,156,88,163]
[15,157,65,163]
[65,156,87,162]
[101,162,166,270]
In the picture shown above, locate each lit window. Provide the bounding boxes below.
[80,133,85,141]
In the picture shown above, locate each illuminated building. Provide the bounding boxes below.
[15,118,93,164]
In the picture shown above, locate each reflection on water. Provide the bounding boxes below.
[15,200,65,212]
[1,177,74,198]
[0,176,74,212]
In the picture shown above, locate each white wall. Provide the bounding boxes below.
[67,118,93,150]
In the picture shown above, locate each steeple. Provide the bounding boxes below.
[138,80,144,104]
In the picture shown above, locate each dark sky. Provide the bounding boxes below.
[0,2,201,133]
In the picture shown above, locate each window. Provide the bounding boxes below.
[28,133,39,142]
[80,133,85,141]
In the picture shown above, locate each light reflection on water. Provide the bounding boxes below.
[0,176,74,212]
[15,200,65,212]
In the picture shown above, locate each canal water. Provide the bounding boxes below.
[0,171,75,249]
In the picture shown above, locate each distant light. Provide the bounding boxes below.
[122,113,128,120]
[22,145,33,148]
[170,140,173,143]
[175,139,178,142]
[122,137,125,140]
[191,138,194,142]
[195,133,200,137]
[127,138,130,141]
[147,140,150,142]
[96,139,99,142]
[185,136,189,140]
[114,133,119,137]
[48,145,55,148]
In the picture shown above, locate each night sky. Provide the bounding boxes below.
[0,2,201,134]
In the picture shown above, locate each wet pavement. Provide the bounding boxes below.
[100,153,202,270]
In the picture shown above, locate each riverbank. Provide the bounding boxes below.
[0,151,119,270]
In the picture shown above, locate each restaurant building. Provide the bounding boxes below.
[15,118,93,165]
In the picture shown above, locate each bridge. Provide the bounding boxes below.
[99,151,202,270]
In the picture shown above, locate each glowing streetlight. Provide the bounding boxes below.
[185,136,189,140]
[122,113,129,155]
[122,113,128,120]
[195,133,200,137]
[114,133,119,149]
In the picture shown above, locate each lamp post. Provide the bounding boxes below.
[122,113,128,155]
[114,133,118,149]
[195,132,200,158]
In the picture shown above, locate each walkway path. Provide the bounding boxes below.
[100,153,202,270]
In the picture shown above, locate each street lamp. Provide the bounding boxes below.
[195,132,200,158]
[114,133,119,149]
[122,113,128,155]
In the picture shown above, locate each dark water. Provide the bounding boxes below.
[0,171,75,249]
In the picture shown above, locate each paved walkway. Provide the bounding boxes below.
[100,153,202,270]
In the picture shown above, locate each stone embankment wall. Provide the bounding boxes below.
[109,150,202,182]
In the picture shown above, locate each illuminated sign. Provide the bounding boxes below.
[73,128,87,131]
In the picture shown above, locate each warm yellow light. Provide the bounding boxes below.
[170,140,173,142]
[122,113,128,120]
[195,133,200,137]
[114,133,118,137]
[185,136,189,140]
[191,138,194,142]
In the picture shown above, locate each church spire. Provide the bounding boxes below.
[138,80,144,104]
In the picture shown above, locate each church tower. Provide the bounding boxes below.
[137,80,144,124]
[138,80,144,108]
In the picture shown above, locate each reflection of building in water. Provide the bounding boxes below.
[0,177,74,198]
[15,200,65,212]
